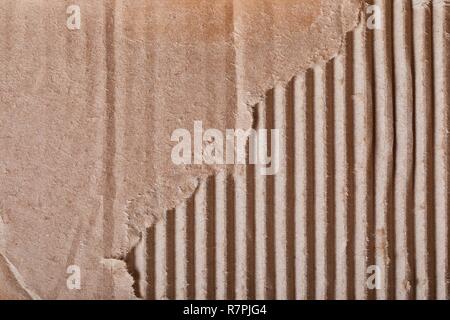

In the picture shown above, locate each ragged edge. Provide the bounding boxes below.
[100,257,138,300]
[119,0,364,299]
[107,176,204,299]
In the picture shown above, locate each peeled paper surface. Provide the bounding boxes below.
[0,0,361,299]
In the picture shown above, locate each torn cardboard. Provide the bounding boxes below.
[0,0,361,299]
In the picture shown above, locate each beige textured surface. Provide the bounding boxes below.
[2,0,449,301]
[0,0,361,299]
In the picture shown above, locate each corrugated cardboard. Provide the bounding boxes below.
[1,0,449,300]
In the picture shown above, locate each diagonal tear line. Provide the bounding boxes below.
[0,252,42,300]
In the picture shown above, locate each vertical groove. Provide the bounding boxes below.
[325,61,336,300]
[154,214,167,299]
[274,84,288,299]
[166,209,176,300]
[344,32,356,300]
[226,174,236,299]
[146,226,155,300]
[285,79,297,300]
[393,0,416,300]
[313,63,335,300]
[293,73,309,300]
[215,171,227,299]
[265,89,277,299]
[175,203,188,299]
[313,64,327,300]
[206,176,217,300]
[412,0,436,300]
[433,0,450,301]
[246,155,256,299]
[235,167,248,299]
[367,4,377,301]
[255,102,268,299]
[195,180,208,299]
[305,70,316,299]
[373,0,395,300]
[186,194,196,299]
[369,0,379,301]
